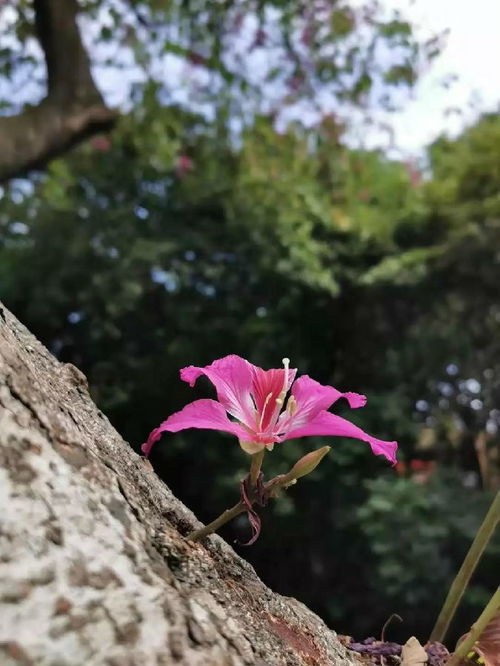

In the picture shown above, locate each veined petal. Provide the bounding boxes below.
[281,375,367,432]
[341,392,367,408]
[281,410,397,465]
[251,365,297,431]
[180,355,255,426]
[141,399,250,457]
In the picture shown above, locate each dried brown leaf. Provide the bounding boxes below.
[401,637,428,666]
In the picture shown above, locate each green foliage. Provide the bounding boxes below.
[358,472,499,638]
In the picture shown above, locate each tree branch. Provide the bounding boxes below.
[0,0,117,183]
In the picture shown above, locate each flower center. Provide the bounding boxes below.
[257,358,295,436]
[258,392,274,429]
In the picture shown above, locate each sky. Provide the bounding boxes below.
[363,0,500,155]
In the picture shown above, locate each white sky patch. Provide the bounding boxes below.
[356,0,500,156]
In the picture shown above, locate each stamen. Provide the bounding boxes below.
[259,392,273,429]
[275,357,291,406]
[286,395,297,415]
[282,357,290,389]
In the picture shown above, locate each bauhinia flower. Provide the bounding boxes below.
[142,355,397,465]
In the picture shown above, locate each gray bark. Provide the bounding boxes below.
[0,302,359,666]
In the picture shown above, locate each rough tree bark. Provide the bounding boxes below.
[0,0,116,183]
[0,302,359,666]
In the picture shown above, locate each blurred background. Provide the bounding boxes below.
[1,0,499,647]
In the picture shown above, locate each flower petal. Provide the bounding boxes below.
[180,355,255,426]
[251,365,297,431]
[341,392,367,408]
[281,410,397,465]
[292,375,342,413]
[141,399,250,456]
[280,375,367,433]
[294,375,367,411]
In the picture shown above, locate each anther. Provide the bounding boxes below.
[286,395,297,415]
[278,357,291,402]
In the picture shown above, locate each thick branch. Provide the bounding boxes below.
[0,0,117,183]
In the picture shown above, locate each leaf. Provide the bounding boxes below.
[401,637,427,666]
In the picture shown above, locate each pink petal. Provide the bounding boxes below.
[292,375,342,414]
[281,410,397,465]
[141,426,165,457]
[342,392,367,408]
[251,368,285,412]
[251,365,297,431]
[180,355,255,426]
[283,376,367,432]
[141,399,250,456]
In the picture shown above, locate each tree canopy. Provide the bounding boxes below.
[0,0,442,180]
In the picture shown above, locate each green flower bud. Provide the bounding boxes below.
[282,446,331,484]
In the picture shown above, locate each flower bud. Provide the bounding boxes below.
[282,446,331,484]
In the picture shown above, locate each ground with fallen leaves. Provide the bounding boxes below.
[341,635,451,666]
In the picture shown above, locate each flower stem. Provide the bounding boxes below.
[186,454,325,543]
[429,486,500,643]
[249,449,265,487]
[446,586,500,666]
[186,471,292,543]
[186,501,246,542]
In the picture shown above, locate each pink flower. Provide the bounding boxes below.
[250,28,267,48]
[142,355,397,464]
[187,51,206,66]
[91,136,112,152]
[404,161,422,187]
[176,155,193,177]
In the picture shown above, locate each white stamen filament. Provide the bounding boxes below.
[259,392,273,429]
[282,358,290,391]
[275,357,291,406]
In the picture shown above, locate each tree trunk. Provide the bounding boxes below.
[0,302,358,666]
[0,0,116,183]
